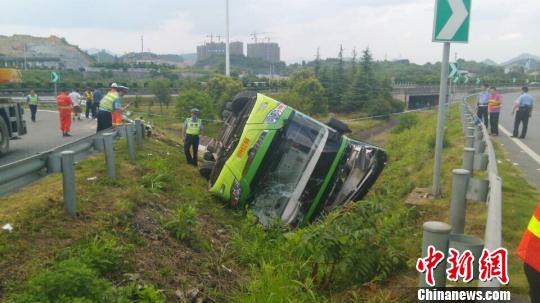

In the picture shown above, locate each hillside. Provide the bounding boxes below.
[0,34,94,70]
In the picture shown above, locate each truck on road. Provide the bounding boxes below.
[201,92,387,227]
[0,68,28,155]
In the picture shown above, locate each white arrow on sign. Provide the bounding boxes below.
[449,63,458,78]
[437,0,469,40]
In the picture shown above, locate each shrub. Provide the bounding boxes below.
[9,259,110,303]
[392,113,419,134]
[163,204,197,242]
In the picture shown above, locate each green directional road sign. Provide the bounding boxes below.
[513,77,517,84]
[476,78,481,85]
[50,72,60,83]
[433,0,471,43]
[464,74,469,84]
[448,62,459,78]
[526,79,530,84]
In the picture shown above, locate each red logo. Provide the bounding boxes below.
[479,248,509,285]
[446,248,474,283]
[416,245,445,287]
[417,247,509,286]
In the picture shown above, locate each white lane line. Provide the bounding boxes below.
[499,125,540,165]
[38,110,59,113]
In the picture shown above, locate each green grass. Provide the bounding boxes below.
[0,101,535,301]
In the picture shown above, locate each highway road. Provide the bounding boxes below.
[0,110,96,166]
[495,90,540,188]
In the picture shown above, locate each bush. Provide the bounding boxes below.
[175,89,214,120]
[9,259,110,303]
[163,204,198,242]
[427,130,451,152]
[392,113,419,134]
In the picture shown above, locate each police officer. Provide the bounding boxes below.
[26,90,39,122]
[182,108,203,166]
[512,86,534,139]
[97,83,128,132]
[476,84,489,127]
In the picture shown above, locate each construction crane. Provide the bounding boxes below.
[250,31,270,44]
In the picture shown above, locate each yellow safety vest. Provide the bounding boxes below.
[28,95,38,105]
[99,91,119,112]
[185,118,201,135]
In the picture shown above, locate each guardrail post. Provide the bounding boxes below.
[61,151,76,217]
[126,124,136,161]
[419,221,452,288]
[465,135,475,148]
[467,127,475,137]
[450,169,470,234]
[463,148,475,173]
[103,133,116,179]
[135,119,144,148]
[93,134,104,152]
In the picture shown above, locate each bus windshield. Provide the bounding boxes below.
[250,112,328,225]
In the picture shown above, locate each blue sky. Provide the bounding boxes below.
[1,0,539,63]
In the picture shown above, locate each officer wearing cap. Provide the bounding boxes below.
[97,83,128,132]
[512,86,535,139]
[182,108,203,166]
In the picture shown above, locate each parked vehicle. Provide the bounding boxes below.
[201,91,387,226]
[0,69,27,156]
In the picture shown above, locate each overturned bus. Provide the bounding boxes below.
[200,92,387,227]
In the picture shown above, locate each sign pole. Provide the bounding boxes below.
[432,41,451,196]
[54,82,57,99]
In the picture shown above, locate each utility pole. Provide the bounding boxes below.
[225,0,230,76]
[141,35,144,54]
[432,42,450,196]
[24,43,27,70]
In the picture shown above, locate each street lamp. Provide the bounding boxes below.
[225,0,230,76]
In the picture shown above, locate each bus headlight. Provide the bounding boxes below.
[263,103,287,124]
[230,179,242,206]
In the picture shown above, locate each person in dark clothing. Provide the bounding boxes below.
[512,86,534,139]
[182,108,203,166]
[476,84,489,127]
[92,88,103,120]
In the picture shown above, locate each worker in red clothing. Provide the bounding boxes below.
[517,203,540,303]
[57,88,73,137]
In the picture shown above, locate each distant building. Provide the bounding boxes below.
[0,55,61,69]
[196,41,244,62]
[247,42,280,63]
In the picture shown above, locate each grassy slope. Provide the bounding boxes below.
[0,104,535,302]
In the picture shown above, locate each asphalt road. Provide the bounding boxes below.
[0,110,96,166]
[494,90,540,188]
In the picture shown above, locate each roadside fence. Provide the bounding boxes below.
[0,119,146,217]
[418,93,502,290]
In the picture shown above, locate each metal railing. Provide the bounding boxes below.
[460,94,502,289]
[0,119,145,215]
[418,94,502,290]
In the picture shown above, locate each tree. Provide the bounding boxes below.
[279,71,328,114]
[207,74,244,114]
[149,79,172,113]
[342,69,370,112]
[314,48,321,78]
[175,89,214,120]
[330,45,346,112]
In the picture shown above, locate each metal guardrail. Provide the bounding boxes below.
[460,94,502,289]
[0,120,145,201]
[418,94,502,290]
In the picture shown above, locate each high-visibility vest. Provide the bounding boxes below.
[517,204,540,271]
[99,91,119,112]
[185,118,201,135]
[28,95,38,105]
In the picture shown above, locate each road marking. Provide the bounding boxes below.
[38,110,59,113]
[500,125,540,165]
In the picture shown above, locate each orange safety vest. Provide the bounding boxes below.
[112,111,123,126]
[517,204,540,272]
